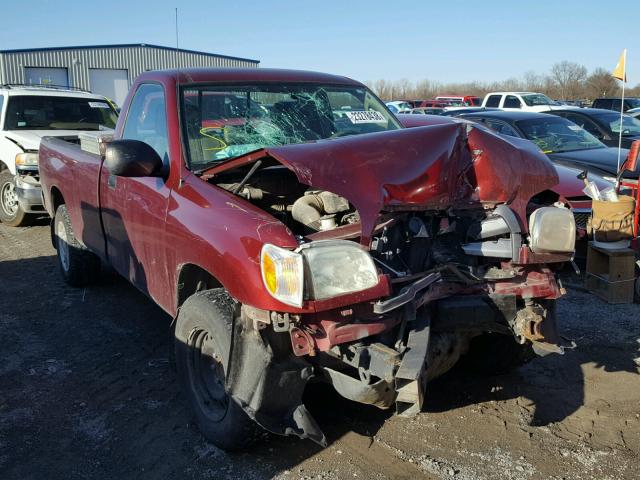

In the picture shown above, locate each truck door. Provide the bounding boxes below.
[99,83,172,308]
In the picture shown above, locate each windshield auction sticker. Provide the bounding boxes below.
[344,111,387,124]
[89,102,111,109]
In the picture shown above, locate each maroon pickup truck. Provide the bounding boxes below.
[39,68,576,450]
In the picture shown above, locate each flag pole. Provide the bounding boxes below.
[616,49,627,174]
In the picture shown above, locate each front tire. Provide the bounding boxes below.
[175,289,260,451]
[0,170,29,227]
[460,333,535,375]
[54,204,100,286]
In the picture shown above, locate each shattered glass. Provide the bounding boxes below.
[181,84,401,170]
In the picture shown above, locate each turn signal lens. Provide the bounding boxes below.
[15,152,39,166]
[260,244,304,307]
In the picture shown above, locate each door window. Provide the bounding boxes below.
[564,113,603,138]
[503,95,522,109]
[485,95,501,108]
[122,83,169,166]
[485,119,519,137]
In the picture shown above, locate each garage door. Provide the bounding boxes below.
[24,67,68,87]
[89,69,129,108]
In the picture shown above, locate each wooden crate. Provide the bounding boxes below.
[586,243,635,281]
[585,242,636,304]
[585,273,635,304]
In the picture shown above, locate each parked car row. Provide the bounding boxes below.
[391,91,640,117]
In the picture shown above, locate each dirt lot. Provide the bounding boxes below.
[1,221,639,480]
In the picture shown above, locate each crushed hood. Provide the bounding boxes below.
[206,123,559,243]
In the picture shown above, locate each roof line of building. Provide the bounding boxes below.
[0,43,260,64]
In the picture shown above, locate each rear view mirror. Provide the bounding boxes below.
[626,140,640,172]
[104,140,164,177]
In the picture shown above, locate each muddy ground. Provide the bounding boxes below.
[1,221,639,480]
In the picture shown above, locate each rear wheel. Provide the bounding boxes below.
[0,170,29,227]
[54,204,100,286]
[175,289,260,451]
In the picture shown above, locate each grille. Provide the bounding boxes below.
[573,211,591,229]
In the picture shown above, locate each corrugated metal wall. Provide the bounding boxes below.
[0,45,259,91]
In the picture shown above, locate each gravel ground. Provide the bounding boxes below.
[1,221,639,480]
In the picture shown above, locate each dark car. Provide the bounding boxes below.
[440,107,499,117]
[592,97,640,112]
[400,99,425,108]
[417,99,450,108]
[410,107,445,115]
[457,110,637,179]
[549,108,640,148]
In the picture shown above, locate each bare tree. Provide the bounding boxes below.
[366,62,630,104]
[586,68,620,98]
[550,61,588,100]
[523,70,543,92]
[414,79,437,99]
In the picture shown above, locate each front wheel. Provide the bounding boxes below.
[54,204,100,286]
[175,289,261,451]
[0,170,29,227]
[459,333,535,375]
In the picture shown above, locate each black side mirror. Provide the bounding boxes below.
[104,139,164,177]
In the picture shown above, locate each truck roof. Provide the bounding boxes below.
[137,68,363,87]
[0,85,109,100]
[483,92,539,96]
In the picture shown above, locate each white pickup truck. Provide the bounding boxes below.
[0,85,118,226]
[481,92,571,112]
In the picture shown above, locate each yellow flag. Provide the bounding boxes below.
[612,49,627,82]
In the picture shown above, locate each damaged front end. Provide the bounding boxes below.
[207,122,576,445]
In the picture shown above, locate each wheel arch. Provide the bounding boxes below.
[49,187,66,248]
[176,263,224,310]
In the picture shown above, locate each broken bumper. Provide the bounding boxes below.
[15,174,44,213]
[234,268,572,445]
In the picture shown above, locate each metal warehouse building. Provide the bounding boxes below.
[0,43,259,107]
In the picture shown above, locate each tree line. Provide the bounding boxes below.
[366,61,640,102]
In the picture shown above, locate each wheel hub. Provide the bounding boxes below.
[56,217,70,272]
[188,329,228,421]
[1,180,18,217]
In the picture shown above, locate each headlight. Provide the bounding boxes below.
[260,240,379,306]
[261,244,304,307]
[529,207,576,254]
[299,240,379,300]
[15,152,39,167]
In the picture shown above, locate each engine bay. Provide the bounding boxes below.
[209,162,509,282]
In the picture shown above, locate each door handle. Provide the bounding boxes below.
[108,174,117,189]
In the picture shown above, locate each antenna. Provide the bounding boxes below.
[174,7,184,187]
[175,7,179,50]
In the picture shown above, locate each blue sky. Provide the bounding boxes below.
[1,0,637,85]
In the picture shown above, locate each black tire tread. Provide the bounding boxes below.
[461,333,536,375]
[175,288,261,451]
[54,204,100,287]
[0,170,30,227]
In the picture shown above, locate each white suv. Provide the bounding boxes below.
[0,85,118,226]
[481,92,570,113]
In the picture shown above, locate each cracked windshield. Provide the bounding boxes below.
[181,84,400,170]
